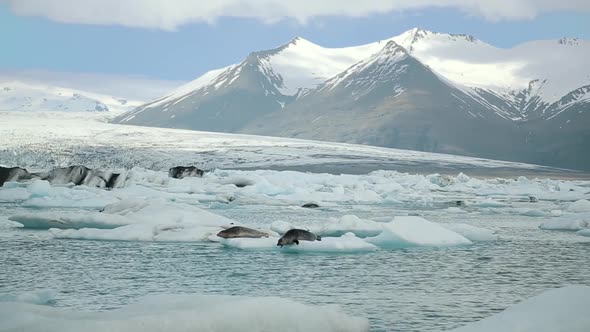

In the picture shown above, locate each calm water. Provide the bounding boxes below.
[2,201,589,332]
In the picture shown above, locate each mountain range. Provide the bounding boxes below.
[111,28,590,170]
[0,81,142,114]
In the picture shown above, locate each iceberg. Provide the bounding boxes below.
[10,212,131,229]
[47,198,235,241]
[441,223,498,242]
[366,216,472,248]
[449,286,590,332]
[214,232,378,253]
[567,199,590,212]
[310,215,385,238]
[539,218,589,231]
[0,293,369,332]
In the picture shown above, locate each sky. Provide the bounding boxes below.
[1,0,589,99]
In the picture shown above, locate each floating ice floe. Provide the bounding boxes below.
[539,218,589,231]
[0,292,369,332]
[47,198,234,241]
[0,289,56,305]
[567,199,590,213]
[212,232,378,253]
[9,212,131,230]
[440,223,498,242]
[448,286,590,332]
[446,207,467,213]
[510,208,546,217]
[27,179,51,197]
[309,215,384,238]
[366,216,472,248]
[470,198,509,208]
[577,229,590,237]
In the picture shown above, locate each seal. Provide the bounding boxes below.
[216,226,269,239]
[277,229,321,247]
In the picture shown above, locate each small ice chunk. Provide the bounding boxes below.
[446,207,467,213]
[449,286,590,332]
[282,233,378,253]
[9,212,131,229]
[366,216,472,248]
[576,229,590,237]
[471,198,508,208]
[0,289,56,305]
[53,224,221,242]
[539,218,589,231]
[550,210,563,217]
[0,187,30,201]
[514,208,546,217]
[567,199,590,212]
[27,180,51,197]
[310,215,384,238]
[441,223,497,242]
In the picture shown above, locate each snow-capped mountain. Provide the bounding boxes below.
[392,28,590,120]
[113,28,590,170]
[242,41,526,162]
[114,36,394,131]
[0,81,143,114]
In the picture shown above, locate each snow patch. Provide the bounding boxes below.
[449,286,590,332]
[0,293,369,332]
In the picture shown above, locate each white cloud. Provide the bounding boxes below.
[3,0,589,30]
[0,70,185,101]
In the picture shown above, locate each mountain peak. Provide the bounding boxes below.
[558,37,580,46]
[393,28,480,51]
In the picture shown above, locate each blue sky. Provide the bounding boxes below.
[1,1,588,98]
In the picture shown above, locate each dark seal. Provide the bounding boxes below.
[277,229,322,247]
[217,226,269,239]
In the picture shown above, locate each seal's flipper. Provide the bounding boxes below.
[316,235,322,241]
[294,240,299,245]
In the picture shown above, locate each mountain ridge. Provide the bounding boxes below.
[112,28,590,170]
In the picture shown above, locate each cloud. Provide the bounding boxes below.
[4,0,589,30]
[0,69,184,100]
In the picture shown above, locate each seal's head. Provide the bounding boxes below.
[277,236,298,247]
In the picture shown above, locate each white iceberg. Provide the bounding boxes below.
[310,215,384,238]
[539,218,589,231]
[0,293,369,332]
[9,212,131,229]
[449,286,590,332]
[567,199,590,212]
[441,223,498,242]
[27,179,51,197]
[48,199,234,241]
[214,232,378,253]
[366,216,472,248]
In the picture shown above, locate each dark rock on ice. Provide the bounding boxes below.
[301,203,320,208]
[168,166,204,179]
[0,166,34,186]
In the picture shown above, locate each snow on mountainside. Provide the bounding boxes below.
[114,37,396,129]
[112,28,589,170]
[122,36,391,119]
[392,28,590,119]
[0,81,143,114]
[120,27,589,124]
